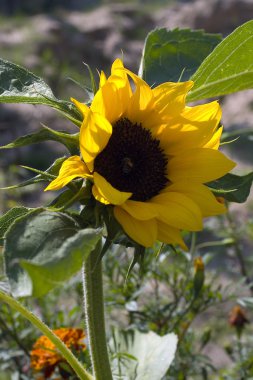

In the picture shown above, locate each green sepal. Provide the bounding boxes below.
[139,28,221,84]
[3,208,102,297]
[0,157,66,190]
[47,183,91,212]
[125,245,145,283]
[208,172,253,203]
[193,269,205,298]
[83,62,98,95]
[0,125,79,155]
[188,20,253,101]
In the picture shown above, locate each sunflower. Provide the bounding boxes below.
[45,59,235,248]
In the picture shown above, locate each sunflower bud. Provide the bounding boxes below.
[193,257,205,297]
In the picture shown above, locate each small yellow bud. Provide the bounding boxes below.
[194,256,204,272]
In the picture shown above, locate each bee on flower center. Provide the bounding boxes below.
[122,157,134,175]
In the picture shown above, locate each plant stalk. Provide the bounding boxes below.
[0,290,94,380]
[83,241,113,380]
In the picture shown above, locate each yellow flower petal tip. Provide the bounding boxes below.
[71,97,89,116]
[45,156,90,192]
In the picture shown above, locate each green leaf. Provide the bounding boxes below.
[4,209,80,297]
[0,207,31,245]
[139,28,221,85]
[208,172,253,203]
[188,20,253,101]
[21,228,102,297]
[0,125,79,155]
[1,156,66,190]
[0,58,55,104]
[0,58,82,125]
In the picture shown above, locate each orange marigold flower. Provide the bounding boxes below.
[30,328,86,378]
[229,305,249,329]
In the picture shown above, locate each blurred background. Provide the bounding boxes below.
[1,1,253,377]
[0,0,253,198]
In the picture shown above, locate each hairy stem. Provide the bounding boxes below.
[83,242,113,380]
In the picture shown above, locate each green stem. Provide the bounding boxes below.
[83,242,113,380]
[0,290,94,380]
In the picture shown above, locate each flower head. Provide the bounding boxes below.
[30,328,86,378]
[45,59,235,248]
[229,305,249,329]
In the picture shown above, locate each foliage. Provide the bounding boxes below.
[0,18,253,380]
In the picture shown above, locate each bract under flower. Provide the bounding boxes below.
[45,59,235,248]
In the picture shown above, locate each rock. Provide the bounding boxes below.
[155,0,253,34]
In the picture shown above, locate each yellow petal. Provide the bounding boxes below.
[91,80,122,123]
[92,185,110,205]
[92,59,132,123]
[167,181,226,217]
[111,59,132,106]
[159,101,222,155]
[111,58,124,74]
[114,207,157,247]
[80,109,112,172]
[121,200,158,220]
[71,98,89,117]
[45,156,90,191]
[156,221,187,250]
[168,148,236,183]
[99,71,107,87]
[124,68,154,122]
[93,172,132,205]
[152,81,193,118]
[151,192,203,231]
[203,126,223,150]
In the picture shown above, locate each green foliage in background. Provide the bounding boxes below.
[0,19,253,380]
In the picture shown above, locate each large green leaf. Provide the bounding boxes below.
[139,28,221,85]
[4,209,100,297]
[21,228,101,297]
[0,125,79,155]
[0,58,82,125]
[0,58,55,104]
[208,172,253,203]
[188,20,253,101]
[0,207,31,245]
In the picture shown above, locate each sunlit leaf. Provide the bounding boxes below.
[188,20,253,101]
[0,58,82,125]
[139,28,221,84]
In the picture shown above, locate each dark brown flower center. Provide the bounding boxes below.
[94,118,168,201]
